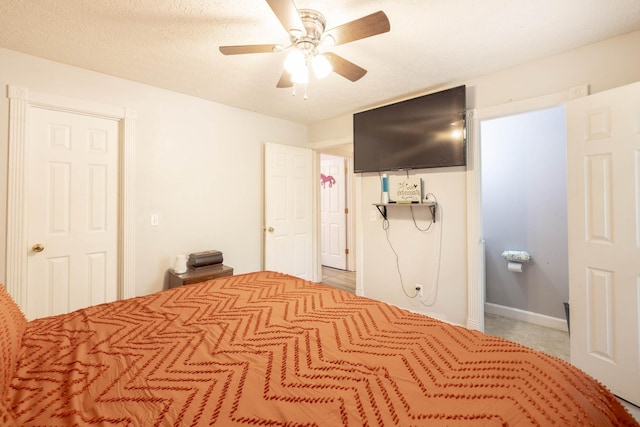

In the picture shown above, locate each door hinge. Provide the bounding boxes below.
[344,208,349,214]
[345,248,349,255]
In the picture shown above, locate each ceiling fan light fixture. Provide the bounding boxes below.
[219,3,391,92]
[312,53,332,79]
[284,50,305,74]
[291,66,309,84]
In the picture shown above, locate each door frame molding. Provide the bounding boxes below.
[310,142,356,275]
[465,88,580,331]
[6,85,136,307]
[319,153,348,270]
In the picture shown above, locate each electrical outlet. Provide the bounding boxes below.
[415,284,423,297]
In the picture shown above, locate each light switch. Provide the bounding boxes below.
[150,214,160,226]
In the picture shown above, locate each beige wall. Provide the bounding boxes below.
[309,30,640,325]
[2,29,640,322]
[0,47,307,297]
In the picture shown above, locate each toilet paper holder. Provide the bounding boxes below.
[501,251,530,273]
[501,250,531,262]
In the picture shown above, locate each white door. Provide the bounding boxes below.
[566,81,640,405]
[264,142,314,280]
[26,107,119,319]
[320,154,347,270]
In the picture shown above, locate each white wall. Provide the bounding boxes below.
[0,47,307,297]
[309,30,640,325]
[361,168,468,322]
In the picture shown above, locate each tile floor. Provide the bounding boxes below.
[484,313,570,361]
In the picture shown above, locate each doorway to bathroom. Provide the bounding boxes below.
[480,105,570,333]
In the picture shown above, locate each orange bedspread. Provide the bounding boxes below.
[6,271,638,426]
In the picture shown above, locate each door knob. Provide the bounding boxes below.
[32,243,45,253]
[267,227,275,233]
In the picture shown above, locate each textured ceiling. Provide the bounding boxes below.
[1,0,640,124]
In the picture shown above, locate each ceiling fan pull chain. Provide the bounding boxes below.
[290,84,308,100]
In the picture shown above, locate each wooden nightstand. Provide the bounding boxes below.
[167,264,233,289]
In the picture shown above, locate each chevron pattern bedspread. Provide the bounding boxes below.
[5,271,638,426]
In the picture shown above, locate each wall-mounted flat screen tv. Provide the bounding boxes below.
[353,85,467,173]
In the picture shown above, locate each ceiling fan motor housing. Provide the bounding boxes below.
[293,9,327,52]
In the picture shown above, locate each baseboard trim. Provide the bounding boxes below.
[485,302,568,332]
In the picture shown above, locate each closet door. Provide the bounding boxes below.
[26,107,119,319]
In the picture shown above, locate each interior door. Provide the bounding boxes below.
[264,142,314,280]
[320,154,347,270]
[566,81,640,405]
[26,107,119,319]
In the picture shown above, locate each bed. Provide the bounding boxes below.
[1,271,637,426]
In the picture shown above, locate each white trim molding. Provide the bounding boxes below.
[6,86,29,305]
[485,302,569,332]
[5,85,136,306]
[466,88,583,333]
[465,109,484,331]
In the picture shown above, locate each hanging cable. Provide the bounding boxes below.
[381,190,441,301]
[419,193,443,306]
[383,218,420,299]
[410,205,433,232]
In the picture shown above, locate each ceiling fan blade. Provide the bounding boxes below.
[276,71,293,88]
[219,44,280,55]
[325,53,367,82]
[266,0,305,35]
[325,11,390,46]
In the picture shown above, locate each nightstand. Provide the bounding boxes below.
[167,264,233,289]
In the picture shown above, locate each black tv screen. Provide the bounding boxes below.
[353,85,467,173]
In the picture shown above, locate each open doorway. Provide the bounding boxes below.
[317,145,356,293]
[320,153,348,270]
[480,105,570,358]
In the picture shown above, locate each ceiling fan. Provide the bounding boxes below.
[219,0,390,89]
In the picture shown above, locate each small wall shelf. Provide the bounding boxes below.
[373,201,437,222]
